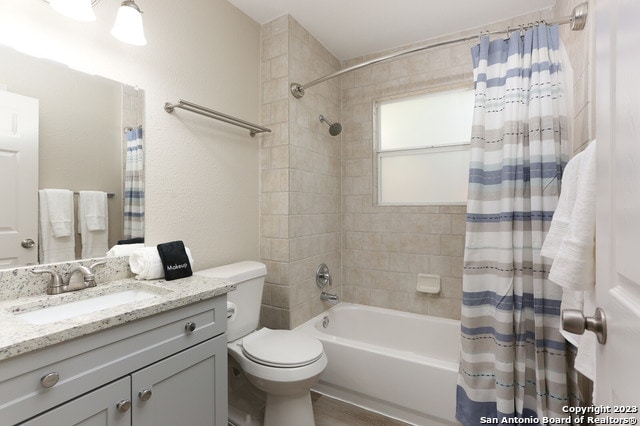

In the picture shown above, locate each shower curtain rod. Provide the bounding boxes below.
[290,2,588,99]
[164,99,272,137]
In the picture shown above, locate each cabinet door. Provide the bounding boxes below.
[20,377,131,426]
[131,335,227,426]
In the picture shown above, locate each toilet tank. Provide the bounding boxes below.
[195,261,267,342]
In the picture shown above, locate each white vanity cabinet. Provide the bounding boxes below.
[0,295,228,426]
[19,377,131,426]
[130,335,225,426]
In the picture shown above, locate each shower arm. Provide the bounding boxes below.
[290,2,588,99]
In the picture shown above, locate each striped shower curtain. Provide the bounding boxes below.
[124,127,144,239]
[456,25,570,424]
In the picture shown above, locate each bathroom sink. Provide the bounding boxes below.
[12,287,165,325]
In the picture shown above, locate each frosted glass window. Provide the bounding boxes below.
[379,148,470,204]
[376,88,474,204]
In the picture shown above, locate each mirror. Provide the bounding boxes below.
[0,43,144,269]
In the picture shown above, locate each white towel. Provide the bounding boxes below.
[106,243,144,258]
[78,191,109,259]
[129,246,194,280]
[540,152,584,261]
[38,190,75,263]
[78,191,107,231]
[44,189,73,237]
[541,140,597,381]
[547,141,597,291]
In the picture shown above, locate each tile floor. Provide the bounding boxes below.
[312,392,411,426]
[228,355,410,425]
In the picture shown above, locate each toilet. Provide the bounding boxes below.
[196,261,327,426]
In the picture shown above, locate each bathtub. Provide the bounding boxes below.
[294,303,460,426]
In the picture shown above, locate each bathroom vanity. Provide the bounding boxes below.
[0,261,234,426]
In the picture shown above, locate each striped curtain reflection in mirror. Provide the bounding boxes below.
[124,127,144,239]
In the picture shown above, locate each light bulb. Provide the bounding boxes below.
[49,0,96,22]
[110,1,147,46]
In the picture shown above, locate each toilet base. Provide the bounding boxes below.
[264,391,315,426]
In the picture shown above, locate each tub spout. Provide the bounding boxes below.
[321,292,339,304]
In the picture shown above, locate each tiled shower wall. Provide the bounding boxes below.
[260,16,342,329]
[339,45,471,320]
[260,6,592,327]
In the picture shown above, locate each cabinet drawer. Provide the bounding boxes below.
[19,377,131,426]
[0,296,226,425]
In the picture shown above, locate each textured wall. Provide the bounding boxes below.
[0,0,262,269]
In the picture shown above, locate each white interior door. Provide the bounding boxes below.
[0,90,39,267]
[594,0,640,411]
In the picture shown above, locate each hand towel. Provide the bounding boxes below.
[157,240,193,281]
[44,189,73,237]
[547,141,596,291]
[540,148,584,348]
[78,191,107,231]
[78,191,109,259]
[38,190,75,263]
[540,151,584,261]
[129,246,194,280]
[106,243,144,258]
[541,140,597,381]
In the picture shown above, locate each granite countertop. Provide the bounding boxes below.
[0,275,235,361]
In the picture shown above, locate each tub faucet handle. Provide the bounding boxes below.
[316,264,332,288]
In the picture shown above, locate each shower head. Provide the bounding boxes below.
[319,114,342,136]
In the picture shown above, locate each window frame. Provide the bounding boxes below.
[373,85,474,206]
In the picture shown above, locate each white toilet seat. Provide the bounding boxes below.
[228,329,328,384]
[241,328,323,368]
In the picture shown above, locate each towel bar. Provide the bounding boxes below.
[73,192,115,199]
[164,99,271,137]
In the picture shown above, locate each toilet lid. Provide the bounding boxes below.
[241,328,324,368]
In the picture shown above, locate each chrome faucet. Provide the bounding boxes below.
[320,291,339,304]
[69,265,97,288]
[32,261,106,295]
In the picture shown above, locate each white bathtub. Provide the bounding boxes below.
[294,303,460,426]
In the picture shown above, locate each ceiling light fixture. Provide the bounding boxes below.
[44,0,147,46]
[49,0,97,22]
[110,0,147,46]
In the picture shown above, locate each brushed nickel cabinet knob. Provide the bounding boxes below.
[40,372,60,388]
[184,321,196,333]
[139,388,153,401]
[116,399,132,413]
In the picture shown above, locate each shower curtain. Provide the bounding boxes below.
[456,25,570,424]
[124,127,145,239]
